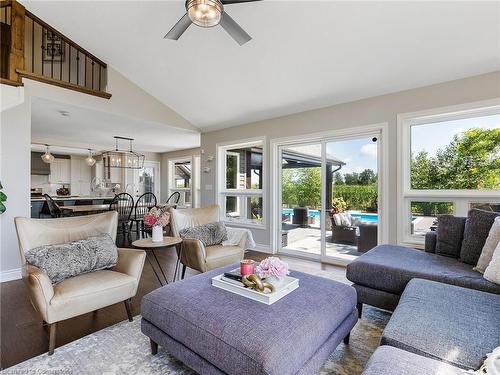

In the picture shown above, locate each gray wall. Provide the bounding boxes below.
[200,71,500,249]
[160,148,201,202]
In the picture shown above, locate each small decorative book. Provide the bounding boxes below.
[212,268,299,305]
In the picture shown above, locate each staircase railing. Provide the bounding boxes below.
[0,0,111,98]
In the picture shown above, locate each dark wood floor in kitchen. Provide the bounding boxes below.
[0,233,348,370]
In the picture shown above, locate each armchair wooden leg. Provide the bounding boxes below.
[181,264,187,280]
[150,338,158,355]
[124,298,133,322]
[48,323,57,355]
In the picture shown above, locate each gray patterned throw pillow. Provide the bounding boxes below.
[179,222,228,246]
[25,234,118,284]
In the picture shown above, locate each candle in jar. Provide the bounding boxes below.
[240,260,255,276]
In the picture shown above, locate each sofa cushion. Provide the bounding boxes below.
[435,215,466,258]
[179,221,228,246]
[460,209,499,265]
[484,242,500,285]
[346,245,500,295]
[381,279,500,370]
[362,346,470,375]
[141,265,357,375]
[475,216,500,273]
[25,234,118,284]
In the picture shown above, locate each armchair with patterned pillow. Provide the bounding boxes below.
[14,211,146,355]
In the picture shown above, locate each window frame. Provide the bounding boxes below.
[168,156,194,208]
[397,100,500,246]
[216,137,266,229]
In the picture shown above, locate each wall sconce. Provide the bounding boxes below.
[203,167,211,173]
[207,155,214,162]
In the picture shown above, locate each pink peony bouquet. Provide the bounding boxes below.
[256,257,290,281]
[144,207,170,228]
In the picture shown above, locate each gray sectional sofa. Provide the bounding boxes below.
[347,209,500,374]
[347,209,500,315]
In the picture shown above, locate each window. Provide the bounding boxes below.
[218,139,264,227]
[399,104,500,245]
[169,159,192,207]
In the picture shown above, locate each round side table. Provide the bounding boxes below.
[132,236,183,286]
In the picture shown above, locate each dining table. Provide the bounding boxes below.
[61,204,110,214]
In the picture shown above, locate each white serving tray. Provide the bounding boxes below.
[211,270,299,305]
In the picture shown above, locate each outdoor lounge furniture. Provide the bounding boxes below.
[380,278,500,370]
[141,264,357,375]
[357,223,378,252]
[330,213,357,245]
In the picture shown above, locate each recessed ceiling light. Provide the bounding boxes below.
[59,110,70,117]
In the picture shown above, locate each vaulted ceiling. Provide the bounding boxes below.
[23,1,500,131]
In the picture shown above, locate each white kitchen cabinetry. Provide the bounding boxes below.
[49,158,71,184]
[70,156,92,196]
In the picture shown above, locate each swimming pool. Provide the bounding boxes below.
[282,208,378,223]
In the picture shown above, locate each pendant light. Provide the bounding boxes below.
[41,145,55,164]
[102,136,145,170]
[85,149,96,166]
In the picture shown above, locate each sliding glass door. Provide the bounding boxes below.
[277,132,381,263]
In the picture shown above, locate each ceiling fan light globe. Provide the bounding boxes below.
[187,0,223,28]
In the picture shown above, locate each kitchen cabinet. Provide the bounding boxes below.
[49,158,71,184]
[70,156,92,196]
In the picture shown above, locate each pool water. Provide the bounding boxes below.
[282,208,378,223]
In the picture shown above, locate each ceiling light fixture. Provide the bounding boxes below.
[101,136,145,170]
[187,0,223,27]
[85,149,96,167]
[41,144,55,164]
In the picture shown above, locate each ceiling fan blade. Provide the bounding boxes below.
[164,13,192,40]
[221,0,262,4]
[220,12,252,45]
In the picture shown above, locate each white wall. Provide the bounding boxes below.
[0,98,31,281]
[200,71,500,250]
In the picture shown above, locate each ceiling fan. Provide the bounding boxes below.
[164,0,261,46]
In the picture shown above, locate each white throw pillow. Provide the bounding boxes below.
[475,217,500,274]
[484,242,500,285]
[333,214,342,226]
[340,213,351,227]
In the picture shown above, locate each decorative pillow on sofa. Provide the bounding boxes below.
[25,234,118,284]
[460,209,500,265]
[179,222,228,246]
[484,242,500,285]
[435,215,466,258]
[475,217,500,274]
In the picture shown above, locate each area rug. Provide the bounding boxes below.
[3,306,390,375]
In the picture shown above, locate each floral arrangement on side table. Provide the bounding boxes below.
[144,207,170,242]
[256,256,290,286]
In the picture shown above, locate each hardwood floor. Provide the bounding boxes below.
[0,233,348,370]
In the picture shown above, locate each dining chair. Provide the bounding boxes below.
[131,192,157,237]
[43,194,66,218]
[166,191,181,205]
[109,193,134,237]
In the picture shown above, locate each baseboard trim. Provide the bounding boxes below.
[250,243,274,254]
[0,268,22,282]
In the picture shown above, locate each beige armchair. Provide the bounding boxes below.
[169,205,246,277]
[14,211,146,355]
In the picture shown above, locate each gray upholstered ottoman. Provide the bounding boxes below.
[362,346,470,375]
[141,265,358,375]
[381,278,500,370]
